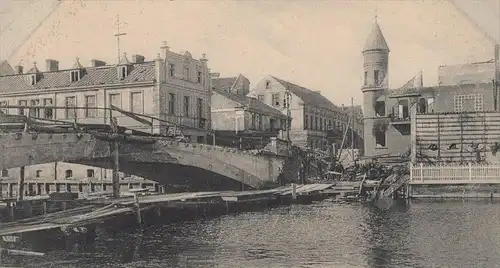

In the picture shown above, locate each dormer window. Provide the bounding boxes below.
[265,80,271,89]
[29,74,37,85]
[119,66,128,80]
[70,70,80,82]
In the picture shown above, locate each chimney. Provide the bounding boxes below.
[132,54,145,63]
[45,59,59,72]
[14,65,23,74]
[90,59,106,67]
[210,72,220,78]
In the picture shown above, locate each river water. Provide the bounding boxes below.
[17,200,500,268]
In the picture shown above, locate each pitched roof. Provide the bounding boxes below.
[212,77,238,92]
[271,76,341,112]
[212,87,286,118]
[0,61,156,94]
[363,21,390,52]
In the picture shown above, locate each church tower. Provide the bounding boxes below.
[361,17,390,156]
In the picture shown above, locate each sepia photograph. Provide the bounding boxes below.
[0,0,498,267]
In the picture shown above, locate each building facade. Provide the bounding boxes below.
[211,74,286,149]
[249,75,363,151]
[0,42,212,181]
[361,19,496,159]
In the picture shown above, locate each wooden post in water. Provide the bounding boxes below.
[133,191,142,225]
[17,166,25,201]
[111,116,120,199]
[291,183,297,200]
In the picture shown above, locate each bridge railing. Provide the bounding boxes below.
[0,105,212,139]
[410,162,500,183]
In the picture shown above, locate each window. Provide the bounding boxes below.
[65,169,73,179]
[168,93,175,115]
[87,169,95,178]
[0,100,7,114]
[270,118,276,130]
[417,98,427,114]
[85,95,97,118]
[119,66,127,79]
[35,170,42,178]
[183,67,190,80]
[319,118,323,131]
[272,93,280,107]
[265,80,271,89]
[375,101,385,117]
[29,99,40,118]
[397,99,409,119]
[304,115,308,130]
[169,64,175,77]
[65,96,76,119]
[197,71,202,83]
[109,93,121,109]
[29,74,36,85]
[258,114,263,130]
[257,95,264,102]
[43,98,53,119]
[427,97,435,113]
[1,169,8,177]
[454,94,483,112]
[375,129,386,148]
[18,100,27,116]
[309,115,313,130]
[283,94,291,108]
[328,120,332,130]
[374,70,379,85]
[196,98,203,119]
[315,116,318,130]
[364,71,368,85]
[130,92,143,114]
[70,70,80,82]
[183,96,190,117]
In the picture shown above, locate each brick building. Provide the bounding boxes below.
[211,74,287,148]
[361,18,496,159]
[0,42,212,181]
[250,75,363,151]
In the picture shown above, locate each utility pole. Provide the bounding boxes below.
[351,97,355,162]
[114,14,127,64]
[284,85,292,142]
[110,111,120,199]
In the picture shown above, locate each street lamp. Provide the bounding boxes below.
[284,86,292,142]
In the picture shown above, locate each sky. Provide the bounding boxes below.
[0,0,497,106]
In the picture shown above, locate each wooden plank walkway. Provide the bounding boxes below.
[0,184,336,237]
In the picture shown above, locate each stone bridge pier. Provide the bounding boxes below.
[0,132,293,190]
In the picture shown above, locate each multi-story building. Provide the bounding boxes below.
[0,42,212,181]
[211,74,287,148]
[361,18,496,159]
[249,75,364,151]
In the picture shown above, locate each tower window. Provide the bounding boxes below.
[375,129,386,148]
[65,169,73,179]
[374,70,379,85]
[119,66,127,79]
[364,71,368,85]
[87,169,95,178]
[375,101,385,117]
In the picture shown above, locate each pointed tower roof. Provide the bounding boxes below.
[363,19,390,52]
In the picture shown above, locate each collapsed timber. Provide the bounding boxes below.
[0,182,398,256]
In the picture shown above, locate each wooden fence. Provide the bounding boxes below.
[409,162,500,184]
[414,111,500,163]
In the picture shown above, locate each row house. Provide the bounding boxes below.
[211,74,287,149]
[249,75,364,151]
[0,42,212,181]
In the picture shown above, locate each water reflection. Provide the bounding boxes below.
[14,200,500,268]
